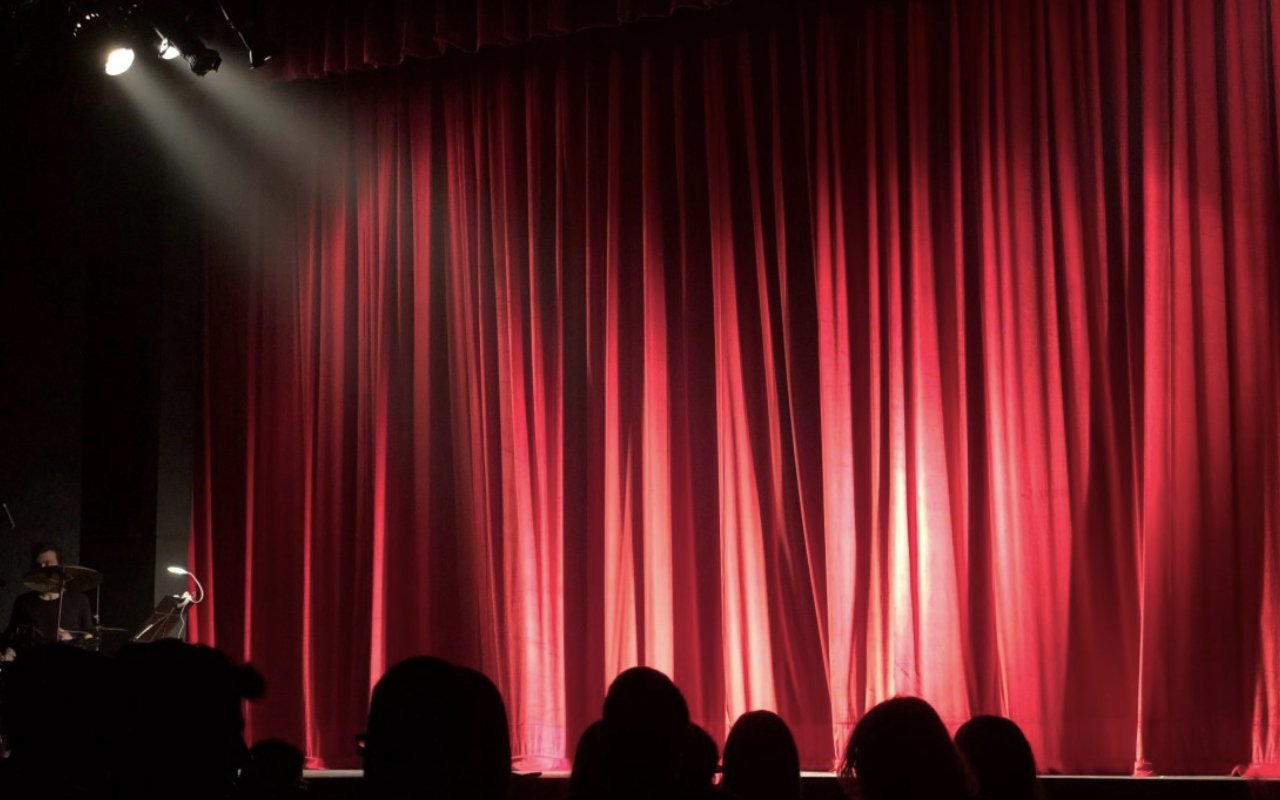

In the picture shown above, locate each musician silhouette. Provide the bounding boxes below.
[0,543,93,662]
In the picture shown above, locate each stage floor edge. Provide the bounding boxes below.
[302,770,1280,800]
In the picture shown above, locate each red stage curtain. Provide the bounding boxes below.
[192,0,1280,774]
[256,0,730,80]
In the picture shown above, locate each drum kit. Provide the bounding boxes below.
[22,563,103,595]
[7,563,131,652]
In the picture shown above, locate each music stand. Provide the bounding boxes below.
[131,595,190,642]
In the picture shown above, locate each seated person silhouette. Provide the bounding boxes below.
[107,640,265,800]
[840,697,969,800]
[0,644,110,800]
[676,723,719,800]
[568,720,611,800]
[234,738,308,799]
[955,715,1042,800]
[1,543,94,662]
[599,666,691,799]
[362,656,512,800]
[722,710,800,800]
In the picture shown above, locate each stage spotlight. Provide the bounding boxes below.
[69,1,233,78]
[219,2,276,68]
[72,7,136,76]
[104,45,135,75]
[151,13,221,75]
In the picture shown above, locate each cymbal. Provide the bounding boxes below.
[22,565,102,594]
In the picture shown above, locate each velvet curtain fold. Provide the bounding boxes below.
[192,0,1280,774]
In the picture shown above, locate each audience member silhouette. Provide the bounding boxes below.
[599,666,691,798]
[0,637,1057,800]
[567,720,612,800]
[108,639,265,800]
[955,716,1041,800]
[722,710,801,800]
[0,644,110,800]
[676,723,719,800]
[362,656,512,800]
[840,697,968,800]
[235,739,307,799]
[456,666,514,800]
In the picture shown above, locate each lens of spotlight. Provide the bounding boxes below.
[105,47,135,76]
[159,40,180,60]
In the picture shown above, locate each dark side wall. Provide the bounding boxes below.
[1,37,198,639]
[1,54,92,626]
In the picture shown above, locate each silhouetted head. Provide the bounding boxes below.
[109,640,264,800]
[841,697,967,800]
[722,710,800,800]
[364,657,512,800]
[365,656,464,797]
[456,667,513,800]
[568,721,611,800]
[237,739,306,798]
[28,542,62,569]
[601,667,690,793]
[0,644,109,796]
[955,716,1040,800]
[677,723,719,794]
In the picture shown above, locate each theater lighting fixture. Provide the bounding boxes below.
[184,46,222,76]
[72,6,134,77]
[66,1,246,78]
[104,45,134,75]
[149,11,222,76]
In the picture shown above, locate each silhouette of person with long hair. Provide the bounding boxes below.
[456,666,513,800]
[722,710,800,800]
[955,715,1042,800]
[597,666,691,799]
[568,720,611,800]
[840,697,968,800]
[362,656,512,800]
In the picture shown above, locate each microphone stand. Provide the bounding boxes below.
[54,569,67,646]
[93,582,102,649]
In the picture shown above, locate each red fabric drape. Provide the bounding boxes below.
[192,0,1280,775]
[255,0,729,80]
